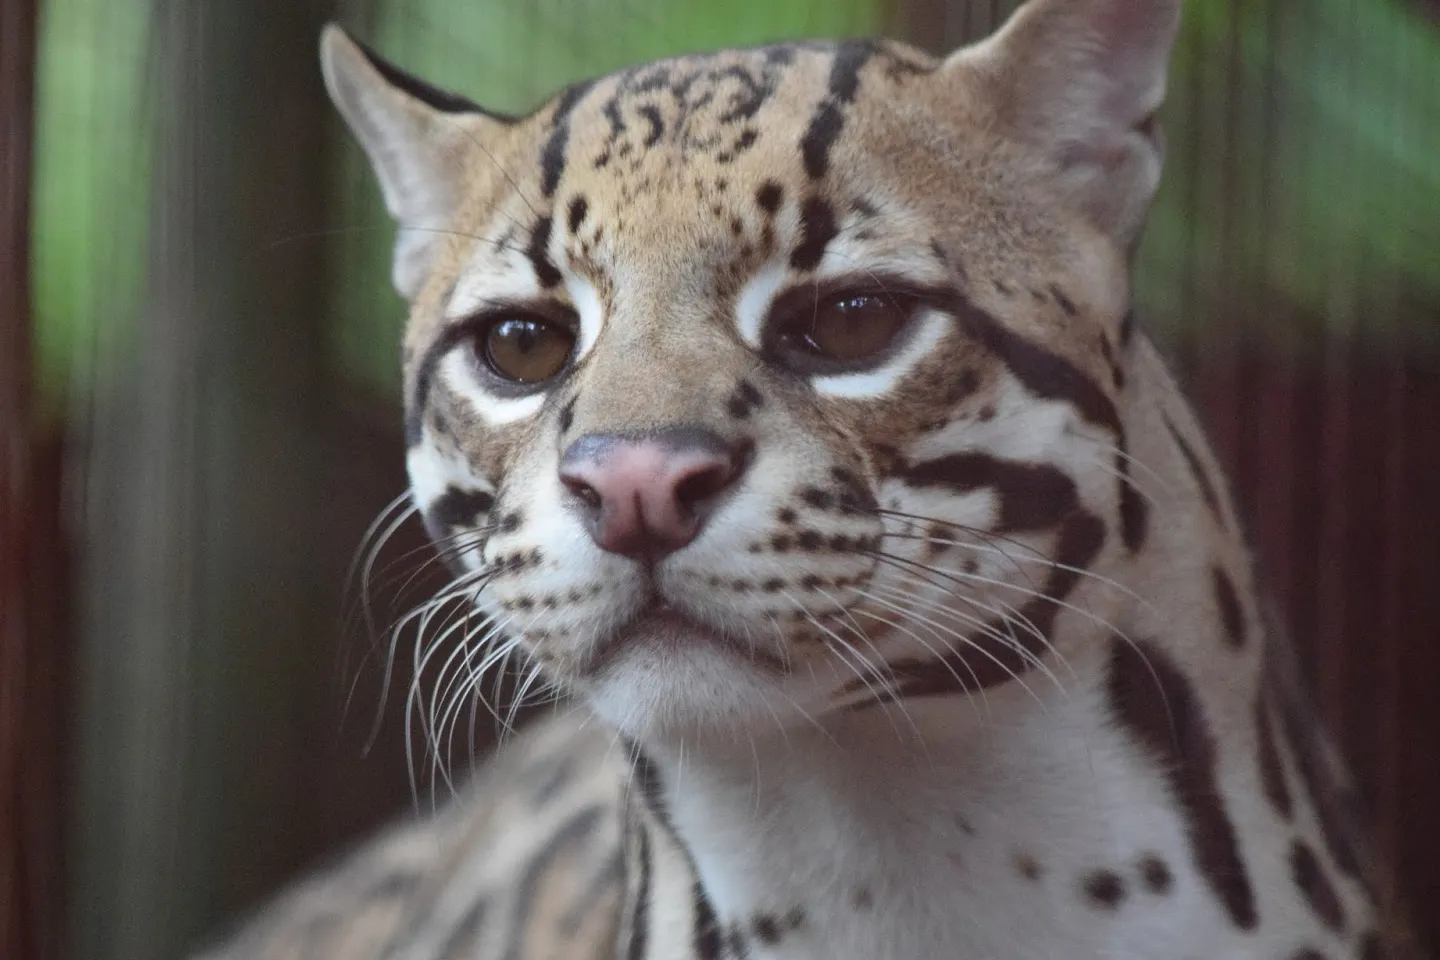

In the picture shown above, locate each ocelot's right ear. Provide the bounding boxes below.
[319,25,509,300]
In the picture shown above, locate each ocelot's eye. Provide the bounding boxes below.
[772,291,913,370]
[478,315,575,384]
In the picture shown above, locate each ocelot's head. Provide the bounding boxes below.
[323,0,1180,744]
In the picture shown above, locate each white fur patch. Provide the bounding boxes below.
[733,260,789,348]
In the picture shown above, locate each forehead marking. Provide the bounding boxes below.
[541,80,596,198]
[800,40,875,180]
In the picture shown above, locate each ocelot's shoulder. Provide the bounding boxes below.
[191,710,628,960]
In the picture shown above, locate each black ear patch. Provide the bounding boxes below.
[349,32,517,121]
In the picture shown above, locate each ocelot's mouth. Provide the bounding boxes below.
[585,597,785,675]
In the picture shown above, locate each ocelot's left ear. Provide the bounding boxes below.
[320,24,510,300]
[948,0,1182,246]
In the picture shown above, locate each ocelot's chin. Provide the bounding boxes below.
[577,631,805,747]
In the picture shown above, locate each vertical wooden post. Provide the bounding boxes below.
[1,2,59,959]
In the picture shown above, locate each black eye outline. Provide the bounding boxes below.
[761,275,936,377]
[455,301,580,396]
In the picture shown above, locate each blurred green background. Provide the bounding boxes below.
[7,0,1439,957]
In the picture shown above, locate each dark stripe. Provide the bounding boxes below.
[899,454,1078,533]
[627,824,652,960]
[526,215,561,287]
[1119,310,1136,349]
[1117,437,1149,552]
[540,80,596,198]
[790,195,838,271]
[558,849,624,935]
[1255,689,1293,818]
[1290,839,1347,932]
[953,293,1121,437]
[1274,677,1363,878]
[691,879,723,960]
[408,319,489,446]
[1107,638,1258,930]
[856,509,1105,701]
[798,40,875,179]
[502,805,606,960]
[1212,566,1245,648]
[1164,414,1223,520]
[349,34,513,119]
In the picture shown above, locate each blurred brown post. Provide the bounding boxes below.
[2,2,57,960]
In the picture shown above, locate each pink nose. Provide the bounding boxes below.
[558,429,751,562]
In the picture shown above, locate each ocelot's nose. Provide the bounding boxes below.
[558,428,752,563]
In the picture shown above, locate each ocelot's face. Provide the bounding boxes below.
[325,16,1168,743]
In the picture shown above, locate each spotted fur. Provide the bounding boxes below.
[193,1,1420,957]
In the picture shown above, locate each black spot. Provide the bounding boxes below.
[727,379,764,419]
[1049,284,1078,316]
[1291,840,1346,932]
[900,453,1078,533]
[752,914,782,945]
[1107,638,1258,930]
[1081,870,1126,909]
[796,530,822,550]
[558,396,577,434]
[800,488,833,510]
[1165,415,1223,521]
[540,80,595,198]
[1016,854,1042,881]
[1119,309,1137,349]
[770,535,793,552]
[1139,855,1173,894]
[762,578,784,593]
[756,181,783,214]
[791,195,838,271]
[567,195,589,233]
[853,887,873,909]
[725,924,750,960]
[499,511,523,534]
[994,280,1014,296]
[1213,566,1245,648]
[427,487,495,534]
[526,216,562,288]
[733,128,759,153]
[777,507,797,524]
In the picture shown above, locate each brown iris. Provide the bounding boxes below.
[480,316,575,383]
[776,292,912,369]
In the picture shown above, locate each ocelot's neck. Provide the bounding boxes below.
[615,339,1289,959]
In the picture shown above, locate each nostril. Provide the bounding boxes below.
[673,440,753,513]
[674,464,732,512]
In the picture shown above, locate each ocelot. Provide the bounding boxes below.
[193,1,1420,957]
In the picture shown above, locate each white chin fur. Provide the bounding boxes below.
[581,640,799,746]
